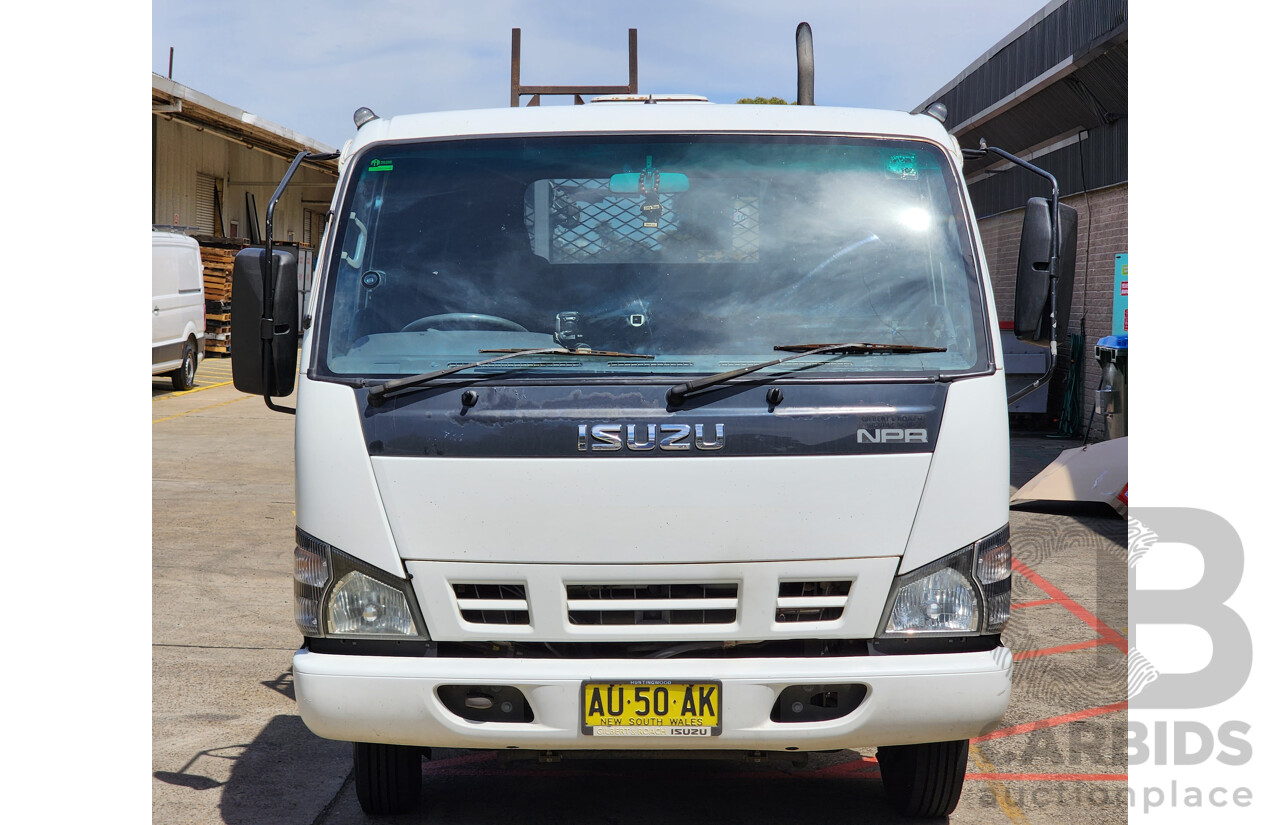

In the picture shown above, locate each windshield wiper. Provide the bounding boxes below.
[366,347,654,405]
[479,348,653,358]
[666,341,946,406]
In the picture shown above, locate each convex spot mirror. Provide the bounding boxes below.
[231,248,299,397]
[1013,197,1078,347]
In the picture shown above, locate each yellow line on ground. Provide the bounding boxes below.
[152,394,253,423]
[153,380,234,401]
[970,742,1031,824]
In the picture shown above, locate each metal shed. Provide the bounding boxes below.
[152,75,338,250]
[916,0,1128,436]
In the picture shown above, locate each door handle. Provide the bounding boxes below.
[154,306,160,314]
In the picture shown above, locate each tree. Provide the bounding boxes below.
[736,96,794,105]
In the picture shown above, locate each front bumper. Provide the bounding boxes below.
[294,646,1012,751]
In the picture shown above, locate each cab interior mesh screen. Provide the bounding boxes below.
[524,179,758,264]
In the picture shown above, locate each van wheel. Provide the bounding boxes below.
[170,339,197,391]
[353,742,424,815]
[877,739,968,818]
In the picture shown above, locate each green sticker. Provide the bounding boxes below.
[368,158,394,172]
[886,153,918,179]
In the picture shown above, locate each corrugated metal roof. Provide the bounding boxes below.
[152,75,338,175]
[914,0,1127,215]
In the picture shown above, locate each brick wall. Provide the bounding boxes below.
[977,182,1128,440]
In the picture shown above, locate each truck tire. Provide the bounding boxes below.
[170,338,197,391]
[877,739,968,818]
[352,742,424,815]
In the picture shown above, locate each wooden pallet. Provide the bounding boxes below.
[199,242,246,340]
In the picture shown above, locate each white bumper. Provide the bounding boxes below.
[294,647,1012,751]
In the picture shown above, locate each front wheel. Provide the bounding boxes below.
[877,739,969,818]
[353,742,425,815]
[170,338,197,391]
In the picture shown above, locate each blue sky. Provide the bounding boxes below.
[152,0,1050,148]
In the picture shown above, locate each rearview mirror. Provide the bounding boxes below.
[231,248,299,397]
[1013,198,1078,347]
[609,172,690,193]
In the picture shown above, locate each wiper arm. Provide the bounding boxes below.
[366,347,655,405]
[666,341,946,406]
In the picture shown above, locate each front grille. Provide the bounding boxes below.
[452,583,530,625]
[775,580,853,623]
[566,582,739,626]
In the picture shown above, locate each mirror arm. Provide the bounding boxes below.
[978,143,1064,407]
[258,150,339,414]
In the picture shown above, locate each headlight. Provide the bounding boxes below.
[879,525,1012,637]
[294,528,428,639]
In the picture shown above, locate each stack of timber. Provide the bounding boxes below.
[196,238,246,356]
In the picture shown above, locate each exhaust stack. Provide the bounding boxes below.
[796,22,814,105]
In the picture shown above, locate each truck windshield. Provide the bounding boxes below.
[316,134,988,381]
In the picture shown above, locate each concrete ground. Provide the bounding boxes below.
[153,368,1126,824]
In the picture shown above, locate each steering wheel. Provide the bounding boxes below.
[400,313,529,333]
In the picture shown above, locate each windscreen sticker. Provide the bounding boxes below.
[368,158,394,173]
[885,152,918,180]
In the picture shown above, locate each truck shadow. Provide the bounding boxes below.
[155,714,349,825]
[401,750,948,824]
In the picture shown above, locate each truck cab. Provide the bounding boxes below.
[232,97,1072,818]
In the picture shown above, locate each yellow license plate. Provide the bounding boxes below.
[581,681,721,736]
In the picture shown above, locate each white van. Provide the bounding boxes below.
[152,229,206,390]
[232,96,1075,818]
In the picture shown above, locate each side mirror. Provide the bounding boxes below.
[1013,197,1078,347]
[231,248,299,397]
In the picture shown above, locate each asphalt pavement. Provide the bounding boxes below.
[152,373,1127,824]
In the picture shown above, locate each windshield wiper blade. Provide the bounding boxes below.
[366,347,655,405]
[666,341,946,406]
[479,348,654,359]
[773,342,947,355]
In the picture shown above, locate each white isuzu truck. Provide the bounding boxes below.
[232,65,1075,818]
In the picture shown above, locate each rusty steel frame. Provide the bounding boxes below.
[510,28,638,107]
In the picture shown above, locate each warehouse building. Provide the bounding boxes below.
[915,0,1127,439]
[152,75,339,350]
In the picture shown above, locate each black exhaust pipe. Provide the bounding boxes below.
[797,22,814,105]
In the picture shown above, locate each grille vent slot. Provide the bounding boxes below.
[452,583,530,625]
[566,582,738,625]
[775,580,852,623]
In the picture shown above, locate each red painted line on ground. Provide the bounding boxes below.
[1012,638,1109,661]
[966,773,1127,782]
[1011,598,1058,609]
[1012,559,1128,654]
[975,701,1128,743]
[811,757,880,777]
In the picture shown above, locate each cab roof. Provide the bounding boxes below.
[342,103,959,164]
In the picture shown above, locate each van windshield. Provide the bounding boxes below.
[316,134,988,381]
